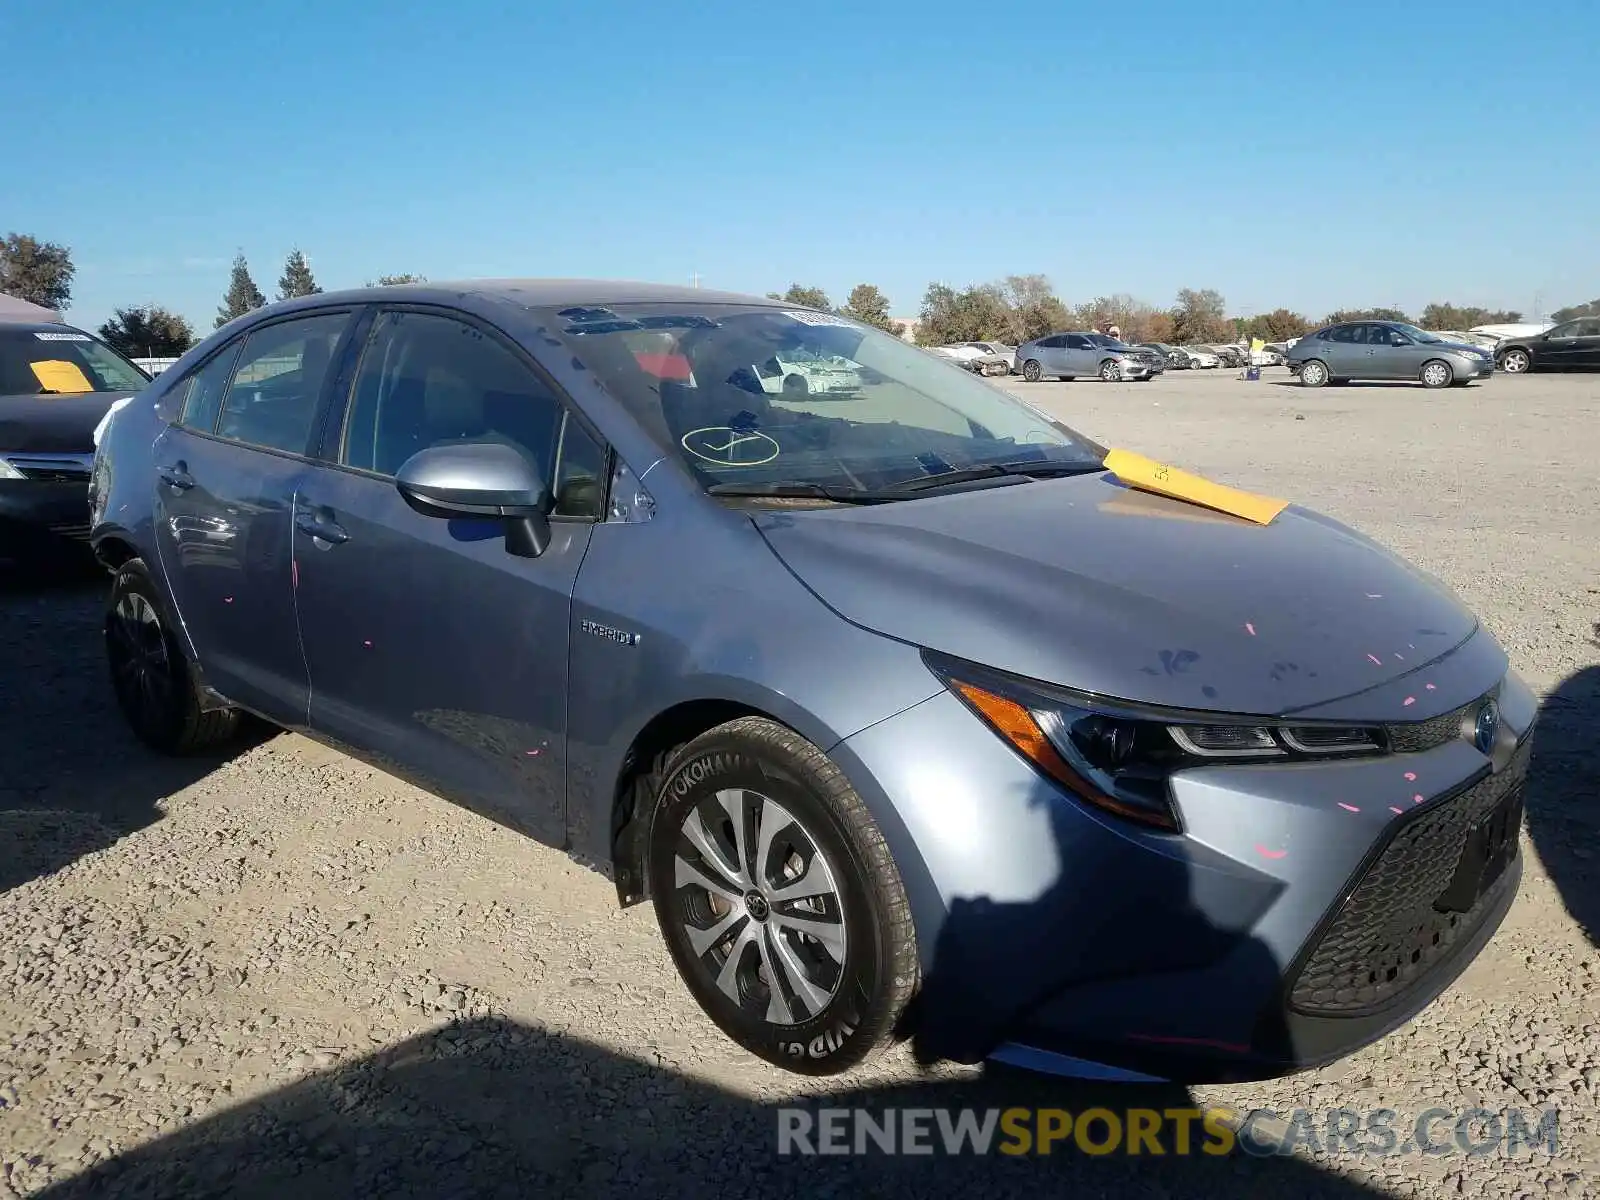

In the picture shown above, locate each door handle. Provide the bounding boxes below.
[157,462,195,490]
[295,511,349,544]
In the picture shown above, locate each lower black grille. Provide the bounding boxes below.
[1288,739,1530,1016]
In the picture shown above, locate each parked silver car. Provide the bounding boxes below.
[1015,332,1164,382]
[1287,322,1495,388]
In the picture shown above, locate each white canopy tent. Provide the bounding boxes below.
[0,291,62,323]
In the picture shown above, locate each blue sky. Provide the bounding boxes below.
[3,0,1595,333]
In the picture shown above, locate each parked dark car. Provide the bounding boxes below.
[1137,342,1190,369]
[0,319,149,562]
[1286,322,1495,388]
[92,280,1535,1084]
[1495,318,1600,374]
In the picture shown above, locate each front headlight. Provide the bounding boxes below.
[0,458,25,480]
[925,653,1386,833]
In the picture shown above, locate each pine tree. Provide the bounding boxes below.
[277,248,320,301]
[215,253,267,329]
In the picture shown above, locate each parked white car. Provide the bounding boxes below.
[1182,346,1221,368]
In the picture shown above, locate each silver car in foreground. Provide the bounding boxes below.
[91,280,1535,1082]
[1014,332,1164,382]
[1287,321,1496,388]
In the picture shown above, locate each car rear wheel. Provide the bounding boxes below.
[1298,359,1330,387]
[105,558,240,754]
[1420,359,1454,389]
[1098,359,1122,382]
[1498,348,1530,373]
[646,716,917,1075]
[1021,359,1042,382]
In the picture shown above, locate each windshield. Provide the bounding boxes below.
[1392,323,1442,344]
[547,303,1103,493]
[0,328,150,395]
[1086,334,1135,351]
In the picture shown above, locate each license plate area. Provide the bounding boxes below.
[1433,784,1524,914]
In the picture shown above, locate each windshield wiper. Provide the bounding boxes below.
[883,460,1106,492]
[706,481,902,504]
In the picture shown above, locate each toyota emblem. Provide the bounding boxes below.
[1473,698,1500,755]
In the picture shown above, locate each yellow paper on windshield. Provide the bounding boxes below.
[30,359,95,394]
[1103,448,1288,526]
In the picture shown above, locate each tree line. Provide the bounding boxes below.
[2,229,1580,363]
[775,277,1529,349]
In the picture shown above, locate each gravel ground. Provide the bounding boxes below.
[2,367,1597,1198]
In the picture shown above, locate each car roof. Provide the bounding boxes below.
[285,278,783,311]
[0,319,92,334]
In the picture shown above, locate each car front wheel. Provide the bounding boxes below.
[1420,359,1454,389]
[647,717,917,1075]
[1098,359,1122,382]
[1498,348,1530,373]
[1298,359,1330,387]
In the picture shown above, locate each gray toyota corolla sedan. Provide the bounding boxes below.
[90,280,1537,1081]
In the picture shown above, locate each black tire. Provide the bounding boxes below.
[1098,358,1121,382]
[1021,359,1042,382]
[105,557,240,754]
[1498,348,1531,374]
[645,716,917,1075]
[1419,359,1454,389]
[1298,359,1331,387]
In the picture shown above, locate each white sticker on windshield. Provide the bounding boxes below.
[34,331,92,341]
[782,310,854,328]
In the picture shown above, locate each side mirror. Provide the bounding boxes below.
[395,442,552,558]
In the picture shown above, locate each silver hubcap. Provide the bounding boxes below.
[1024,362,1039,380]
[1423,363,1449,386]
[1304,363,1326,384]
[673,788,846,1026]
[1101,362,1119,380]
[1503,352,1527,372]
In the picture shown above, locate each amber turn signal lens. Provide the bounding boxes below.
[951,680,1179,832]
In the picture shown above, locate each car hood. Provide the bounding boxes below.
[0,391,136,454]
[1427,340,1489,355]
[752,471,1481,717]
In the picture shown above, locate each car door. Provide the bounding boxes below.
[150,309,356,722]
[1063,334,1095,375]
[1370,324,1418,379]
[1319,324,1363,377]
[1575,319,1600,367]
[1542,319,1600,369]
[292,306,610,844]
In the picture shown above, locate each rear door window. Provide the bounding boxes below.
[215,312,351,454]
[178,341,245,433]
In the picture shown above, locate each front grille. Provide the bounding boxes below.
[1287,738,1530,1016]
[1384,695,1481,753]
[3,454,93,483]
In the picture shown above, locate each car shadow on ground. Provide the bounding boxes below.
[1267,381,1442,391]
[31,734,1393,1198]
[0,553,266,896]
[33,1018,1393,1200]
[1525,631,1600,949]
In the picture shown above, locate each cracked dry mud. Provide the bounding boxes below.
[2,369,1597,1198]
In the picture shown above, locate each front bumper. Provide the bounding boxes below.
[833,664,1537,1083]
